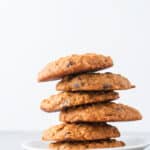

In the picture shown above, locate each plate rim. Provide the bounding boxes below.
[22,135,150,150]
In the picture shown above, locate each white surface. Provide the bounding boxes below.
[22,132,150,150]
[0,131,40,149]
[0,0,150,131]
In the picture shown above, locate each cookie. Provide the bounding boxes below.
[49,139,125,150]
[40,91,119,112]
[60,102,142,123]
[56,72,135,91]
[42,123,120,142]
[38,53,113,82]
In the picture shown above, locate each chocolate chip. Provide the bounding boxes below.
[73,83,80,88]
[64,132,71,136]
[105,72,112,74]
[106,113,114,116]
[66,61,74,67]
[103,83,112,90]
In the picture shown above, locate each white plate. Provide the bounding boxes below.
[22,134,150,150]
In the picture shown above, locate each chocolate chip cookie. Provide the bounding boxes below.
[40,91,119,112]
[38,53,113,82]
[49,139,125,150]
[56,72,135,91]
[60,102,142,123]
[42,123,120,142]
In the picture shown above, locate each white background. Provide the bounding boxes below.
[0,0,150,132]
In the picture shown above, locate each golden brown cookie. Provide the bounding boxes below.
[40,91,119,112]
[60,102,142,123]
[42,123,120,142]
[56,73,135,91]
[38,53,113,82]
[49,139,125,150]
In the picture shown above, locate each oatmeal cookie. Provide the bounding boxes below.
[56,73,135,91]
[60,102,142,122]
[40,91,119,112]
[38,53,113,81]
[49,139,125,150]
[42,123,120,141]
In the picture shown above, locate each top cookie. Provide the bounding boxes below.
[56,73,135,91]
[38,53,113,81]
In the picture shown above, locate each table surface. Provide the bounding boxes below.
[0,131,41,150]
[0,131,150,150]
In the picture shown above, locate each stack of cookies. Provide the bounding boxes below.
[38,53,142,150]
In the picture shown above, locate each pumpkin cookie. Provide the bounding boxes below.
[40,91,119,112]
[38,53,113,81]
[56,73,135,91]
[49,139,125,150]
[42,123,120,141]
[60,102,142,123]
